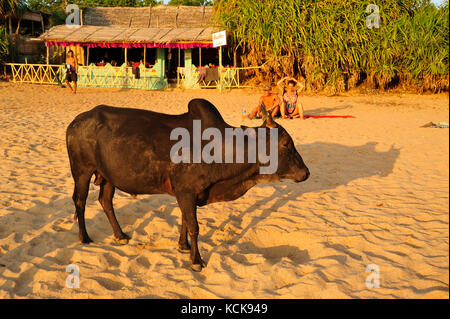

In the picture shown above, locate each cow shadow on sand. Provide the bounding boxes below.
[200,141,400,265]
[0,141,400,296]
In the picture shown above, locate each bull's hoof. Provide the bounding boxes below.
[191,259,206,272]
[114,233,130,245]
[80,236,93,244]
[115,238,129,245]
[178,244,191,254]
[191,264,203,272]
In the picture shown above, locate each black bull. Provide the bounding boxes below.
[66,99,309,271]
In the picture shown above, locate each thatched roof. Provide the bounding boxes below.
[40,5,219,45]
[82,5,215,28]
[40,25,216,43]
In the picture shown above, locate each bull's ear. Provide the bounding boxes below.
[266,111,276,128]
[260,105,276,128]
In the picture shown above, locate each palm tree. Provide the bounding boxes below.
[1,0,26,34]
[1,0,25,19]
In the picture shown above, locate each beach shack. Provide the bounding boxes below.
[6,9,50,63]
[38,5,222,90]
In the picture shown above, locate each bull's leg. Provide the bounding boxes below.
[98,181,130,244]
[176,194,205,271]
[72,186,78,222]
[73,173,93,244]
[178,217,190,253]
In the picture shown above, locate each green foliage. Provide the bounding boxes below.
[1,0,26,18]
[77,0,159,8]
[27,0,160,26]
[0,26,10,64]
[215,0,449,92]
[168,0,213,6]
[49,9,67,27]
[27,0,160,13]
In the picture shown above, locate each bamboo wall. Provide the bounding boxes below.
[65,46,85,66]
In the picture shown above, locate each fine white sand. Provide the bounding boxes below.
[0,82,448,298]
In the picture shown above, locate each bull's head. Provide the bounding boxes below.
[260,106,310,183]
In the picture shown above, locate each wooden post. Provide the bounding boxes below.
[87,47,89,66]
[40,13,44,33]
[218,47,223,92]
[46,46,49,65]
[178,48,180,68]
[156,47,165,78]
[125,48,127,65]
[184,49,192,69]
[233,50,237,67]
[199,47,202,66]
[143,46,146,65]
[147,5,152,28]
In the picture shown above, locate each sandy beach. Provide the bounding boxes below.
[0,82,448,298]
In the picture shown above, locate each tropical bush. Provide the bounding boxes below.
[0,26,10,65]
[214,0,449,93]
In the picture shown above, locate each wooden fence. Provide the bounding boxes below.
[6,63,261,91]
[6,63,64,85]
[76,63,167,90]
[177,65,263,90]
[5,63,167,90]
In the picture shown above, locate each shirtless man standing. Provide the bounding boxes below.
[65,50,78,94]
[248,84,281,119]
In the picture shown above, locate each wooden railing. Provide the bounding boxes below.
[5,63,167,90]
[177,65,263,90]
[7,63,261,91]
[6,63,64,85]
[77,63,166,90]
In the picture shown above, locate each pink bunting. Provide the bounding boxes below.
[45,41,214,49]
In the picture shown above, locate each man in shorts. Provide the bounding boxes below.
[65,50,78,94]
[248,84,281,119]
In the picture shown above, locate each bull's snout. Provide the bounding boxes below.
[295,167,310,183]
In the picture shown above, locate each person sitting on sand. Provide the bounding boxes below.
[248,84,281,119]
[65,50,78,94]
[277,77,305,119]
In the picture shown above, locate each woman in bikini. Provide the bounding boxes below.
[277,77,304,119]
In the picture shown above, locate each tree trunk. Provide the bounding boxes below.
[15,18,21,34]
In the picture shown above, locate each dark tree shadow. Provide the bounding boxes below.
[304,104,353,116]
